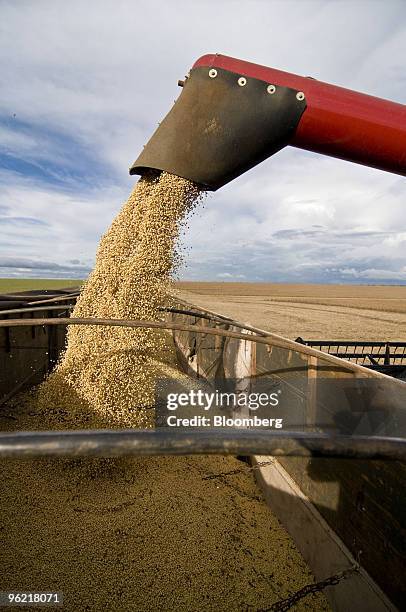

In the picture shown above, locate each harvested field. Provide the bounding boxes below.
[176,282,406,340]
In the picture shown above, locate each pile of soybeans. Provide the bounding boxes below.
[38,171,202,425]
[1,171,331,611]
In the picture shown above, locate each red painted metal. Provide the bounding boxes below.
[193,54,406,176]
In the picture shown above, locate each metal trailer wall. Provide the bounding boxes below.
[167,303,403,611]
[0,295,403,609]
[0,303,74,405]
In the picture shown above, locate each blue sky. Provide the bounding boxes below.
[0,0,405,282]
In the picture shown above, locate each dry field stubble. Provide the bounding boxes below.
[176,282,406,340]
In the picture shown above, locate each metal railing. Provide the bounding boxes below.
[0,311,405,460]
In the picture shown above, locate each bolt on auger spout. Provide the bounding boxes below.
[130,54,406,191]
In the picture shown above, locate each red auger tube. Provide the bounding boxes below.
[194,54,406,176]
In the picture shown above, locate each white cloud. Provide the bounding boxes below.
[0,0,405,281]
[0,169,128,273]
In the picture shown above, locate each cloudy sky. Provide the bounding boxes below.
[0,0,405,283]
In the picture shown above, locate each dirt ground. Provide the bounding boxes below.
[176,282,406,340]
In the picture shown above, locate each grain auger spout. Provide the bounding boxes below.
[130,54,406,190]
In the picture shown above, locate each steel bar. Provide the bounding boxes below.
[26,292,80,306]
[0,430,404,460]
[162,306,268,335]
[0,293,73,301]
[1,316,405,384]
[0,305,74,316]
[324,353,405,361]
[302,341,406,348]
